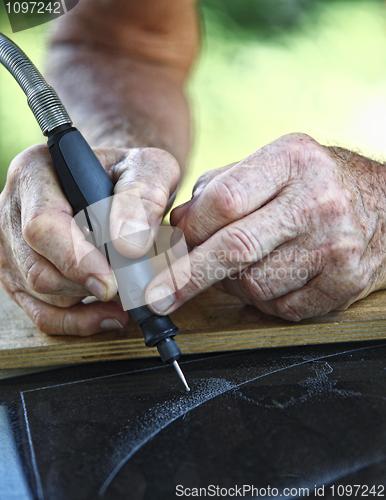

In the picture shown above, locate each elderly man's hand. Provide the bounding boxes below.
[0,145,179,335]
[146,133,386,321]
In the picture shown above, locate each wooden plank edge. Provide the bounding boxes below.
[1,319,386,369]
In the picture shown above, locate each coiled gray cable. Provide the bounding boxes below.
[0,32,72,135]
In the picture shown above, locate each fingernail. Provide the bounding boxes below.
[119,220,151,249]
[86,277,107,301]
[148,284,176,313]
[100,318,124,330]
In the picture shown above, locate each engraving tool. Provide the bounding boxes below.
[0,33,190,392]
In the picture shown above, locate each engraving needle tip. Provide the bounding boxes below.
[173,360,190,392]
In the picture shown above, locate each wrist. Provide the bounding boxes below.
[328,146,386,295]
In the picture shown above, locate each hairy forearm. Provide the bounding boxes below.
[327,146,386,194]
[45,45,191,168]
[44,0,199,171]
[327,146,386,219]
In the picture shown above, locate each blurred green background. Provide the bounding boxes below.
[1,0,386,210]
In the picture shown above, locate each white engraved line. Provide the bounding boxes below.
[20,393,44,500]
[21,352,234,394]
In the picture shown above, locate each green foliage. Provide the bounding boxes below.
[200,0,320,38]
[200,0,384,40]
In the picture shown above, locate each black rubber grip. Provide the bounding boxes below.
[46,125,180,359]
[47,126,114,213]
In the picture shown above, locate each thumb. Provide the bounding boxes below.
[109,148,180,258]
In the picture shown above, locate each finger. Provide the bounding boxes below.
[252,259,367,321]
[1,182,89,299]
[15,241,90,298]
[146,196,300,315]
[17,147,117,301]
[39,294,83,308]
[172,143,292,247]
[171,163,238,226]
[109,148,180,258]
[93,148,128,175]
[217,238,322,303]
[14,291,129,336]
[0,259,83,308]
[251,280,344,322]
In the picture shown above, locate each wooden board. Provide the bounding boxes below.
[1,284,386,369]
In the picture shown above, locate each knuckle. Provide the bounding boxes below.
[139,181,169,211]
[33,306,78,335]
[209,176,247,218]
[220,226,262,266]
[284,132,318,156]
[22,213,47,248]
[62,311,79,335]
[315,186,352,221]
[192,171,216,196]
[8,145,49,184]
[113,147,181,215]
[183,264,207,294]
[303,187,359,238]
[25,258,52,294]
[21,143,48,158]
[6,160,21,187]
[127,147,180,187]
[242,267,276,301]
[117,179,169,216]
[140,147,179,172]
[32,307,51,334]
[284,132,317,145]
[281,133,322,177]
[327,234,364,270]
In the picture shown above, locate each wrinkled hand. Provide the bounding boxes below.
[0,145,179,335]
[146,133,386,321]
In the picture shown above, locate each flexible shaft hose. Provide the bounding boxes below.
[0,32,71,134]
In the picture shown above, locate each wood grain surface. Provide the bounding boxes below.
[1,284,386,369]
